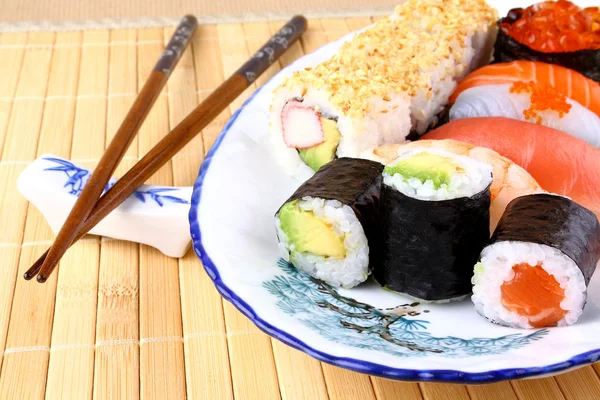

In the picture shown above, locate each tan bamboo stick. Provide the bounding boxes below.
[192,25,228,153]
[93,28,140,400]
[370,376,424,400]
[271,341,328,400]
[554,367,600,399]
[217,21,281,400]
[0,32,27,152]
[418,383,471,400]
[167,24,234,400]
[44,29,109,400]
[467,382,519,400]
[135,27,187,400]
[0,31,28,371]
[0,31,81,399]
[321,364,376,400]
[511,378,566,399]
[0,33,54,162]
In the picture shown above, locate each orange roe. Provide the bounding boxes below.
[501,0,600,52]
[510,80,572,123]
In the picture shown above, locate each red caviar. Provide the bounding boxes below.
[510,80,572,123]
[501,0,600,52]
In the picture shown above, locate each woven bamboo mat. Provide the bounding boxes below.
[1,17,600,400]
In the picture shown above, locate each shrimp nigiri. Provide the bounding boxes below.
[423,117,600,220]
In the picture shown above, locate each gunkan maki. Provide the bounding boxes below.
[374,147,493,302]
[494,0,600,82]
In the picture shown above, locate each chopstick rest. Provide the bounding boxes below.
[17,155,192,257]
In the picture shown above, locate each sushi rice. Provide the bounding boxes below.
[383,147,493,202]
[269,0,498,176]
[473,241,587,329]
[276,197,369,289]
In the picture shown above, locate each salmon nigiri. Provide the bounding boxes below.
[449,61,600,117]
[423,117,600,220]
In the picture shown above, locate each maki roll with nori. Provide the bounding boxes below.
[374,148,492,302]
[275,158,383,288]
[494,1,600,82]
[472,194,600,329]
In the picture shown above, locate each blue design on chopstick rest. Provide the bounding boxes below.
[132,188,190,206]
[265,259,548,358]
[42,157,189,207]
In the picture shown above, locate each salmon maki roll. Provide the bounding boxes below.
[472,194,600,329]
[269,0,498,176]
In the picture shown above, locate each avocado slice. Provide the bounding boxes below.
[298,117,341,172]
[384,153,463,189]
[278,200,346,258]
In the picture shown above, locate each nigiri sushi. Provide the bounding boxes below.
[449,81,600,147]
[493,0,600,82]
[362,139,543,231]
[449,61,600,117]
[423,117,600,221]
[446,60,600,147]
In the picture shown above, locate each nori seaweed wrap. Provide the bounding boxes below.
[373,148,492,301]
[472,193,600,328]
[275,158,384,288]
[491,194,600,286]
[493,5,600,82]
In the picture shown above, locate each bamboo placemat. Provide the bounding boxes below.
[1,17,600,400]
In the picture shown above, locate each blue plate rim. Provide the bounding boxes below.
[188,86,600,385]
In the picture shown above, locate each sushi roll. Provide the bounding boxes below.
[374,147,492,302]
[361,139,543,232]
[275,158,383,288]
[270,0,498,176]
[446,61,600,147]
[493,1,600,82]
[472,194,600,328]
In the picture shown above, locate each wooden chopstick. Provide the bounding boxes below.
[23,15,198,282]
[25,15,308,283]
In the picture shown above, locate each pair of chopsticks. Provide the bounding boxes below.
[25,14,308,283]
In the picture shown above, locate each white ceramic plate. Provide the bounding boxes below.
[189,1,600,383]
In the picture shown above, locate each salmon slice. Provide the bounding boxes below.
[424,117,600,221]
[450,61,600,117]
[501,263,566,328]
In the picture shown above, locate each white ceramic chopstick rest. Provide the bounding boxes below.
[17,154,193,258]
